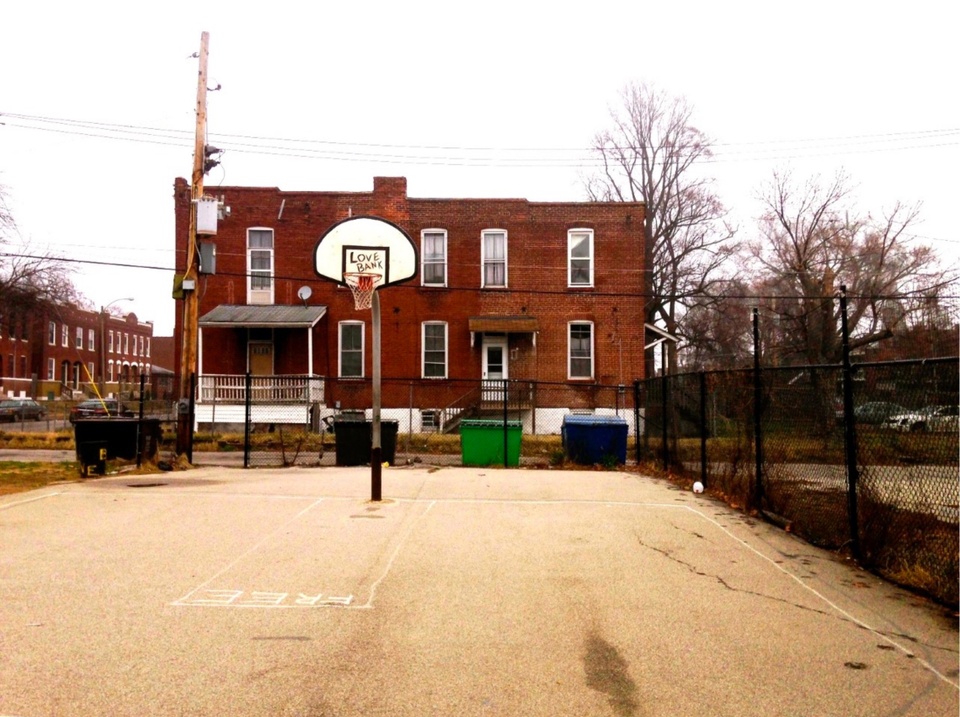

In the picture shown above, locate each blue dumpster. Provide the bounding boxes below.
[562,414,628,465]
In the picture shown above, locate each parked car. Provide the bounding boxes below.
[68,399,135,424]
[884,405,959,433]
[850,402,907,425]
[0,399,46,422]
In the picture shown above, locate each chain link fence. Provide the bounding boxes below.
[644,356,959,607]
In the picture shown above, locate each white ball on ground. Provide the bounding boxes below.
[692,481,704,494]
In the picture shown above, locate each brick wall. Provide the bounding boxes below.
[174,177,645,392]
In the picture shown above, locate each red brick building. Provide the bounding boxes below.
[173,177,646,431]
[0,303,154,401]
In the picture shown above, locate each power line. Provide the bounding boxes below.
[3,111,957,168]
[4,252,957,302]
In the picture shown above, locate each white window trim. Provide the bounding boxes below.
[567,228,595,288]
[421,229,448,287]
[88,328,95,351]
[338,321,365,378]
[75,326,83,349]
[109,330,114,353]
[247,227,275,305]
[61,325,68,347]
[567,321,595,380]
[481,229,508,288]
[48,321,56,346]
[422,321,448,379]
[47,357,55,381]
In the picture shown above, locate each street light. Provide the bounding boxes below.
[99,298,133,396]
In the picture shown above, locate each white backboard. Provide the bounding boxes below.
[314,216,418,288]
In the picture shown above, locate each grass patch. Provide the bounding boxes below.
[0,461,80,496]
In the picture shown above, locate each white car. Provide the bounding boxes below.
[884,405,959,433]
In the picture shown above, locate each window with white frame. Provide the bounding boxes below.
[248,228,275,304]
[422,322,448,378]
[146,337,151,357]
[48,321,56,345]
[568,229,594,287]
[123,333,129,354]
[88,329,95,351]
[481,230,507,288]
[108,361,114,382]
[47,358,55,381]
[61,325,68,347]
[87,362,95,381]
[421,230,447,286]
[338,321,364,378]
[132,335,138,356]
[139,336,145,356]
[568,322,594,379]
[109,330,114,353]
[75,327,83,349]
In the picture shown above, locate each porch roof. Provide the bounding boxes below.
[199,304,327,328]
[468,315,539,333]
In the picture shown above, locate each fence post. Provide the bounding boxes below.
[502,378,509,468]
[137,373,146,468]
[661,370,669,471]
[633,380,641,464]
[243,371,252,469]
[699,371,707,488]
[752,308,764,509]
[839,287,861,561]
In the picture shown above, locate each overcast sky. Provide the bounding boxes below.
[1,1,956,339]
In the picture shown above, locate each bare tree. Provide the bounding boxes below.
[0,183,78,313]
[750,169,952,364]
[585,81,735,375]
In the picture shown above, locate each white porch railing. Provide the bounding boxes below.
[198,375,325,404]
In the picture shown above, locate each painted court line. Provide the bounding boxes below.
[682,504,959,690]
[0,491,63,510]
[171,498,324,607]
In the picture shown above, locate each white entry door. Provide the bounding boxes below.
[482,336,508,401]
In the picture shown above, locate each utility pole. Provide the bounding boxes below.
[177,31,209,456]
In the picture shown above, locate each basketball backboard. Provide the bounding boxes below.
[314,216,418,289]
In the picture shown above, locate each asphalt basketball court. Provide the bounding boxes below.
[1,465,957,716]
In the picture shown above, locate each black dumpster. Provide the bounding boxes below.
[334,419,398,466]
[73,418,162,473]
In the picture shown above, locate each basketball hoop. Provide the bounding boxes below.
[343,272,381,310]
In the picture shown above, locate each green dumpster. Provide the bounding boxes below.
[460,419,522,467]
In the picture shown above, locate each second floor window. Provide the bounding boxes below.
[339,322,364,378]
[47,358,55,381]
[421,230,447,286]
[48,321,56,345]
[248,228,274,303]
[123,333,129,354]
[75,327,83,349]
[62,325,68,347]
[88,329,95,351]
[146,337,151,358]
[481,230,507,288]
[109,331,114,353]
[568,229,594,287]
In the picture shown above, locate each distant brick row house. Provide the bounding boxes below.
[173,176,646,432]
[0,303,154,401]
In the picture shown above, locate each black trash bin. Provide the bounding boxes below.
[73,418,162,468]
[334,420,398,466]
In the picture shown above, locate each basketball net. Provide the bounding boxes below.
[344,272,380,311]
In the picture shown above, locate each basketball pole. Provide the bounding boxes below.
[370,289,382,501]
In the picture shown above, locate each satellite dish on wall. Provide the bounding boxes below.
[297,286,312,306]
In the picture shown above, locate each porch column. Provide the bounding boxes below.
[307,326,313,376]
